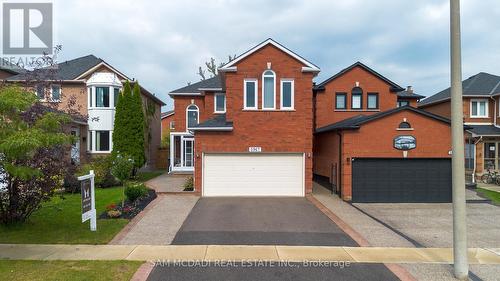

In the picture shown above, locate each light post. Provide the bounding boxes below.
[450,0,468,279]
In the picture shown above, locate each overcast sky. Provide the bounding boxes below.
[55,0,500,110]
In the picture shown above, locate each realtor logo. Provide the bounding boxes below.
[2,2,53,55]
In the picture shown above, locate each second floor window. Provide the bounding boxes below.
[367,93,378,109]
[397,100,409,107]
[262,70,276,109]
[351,87,362,109]
[335,93,347,109]
[96,87,110,107]
[51,85,61,101]
[280,79,294,110]
[471,99,488,118]
[114,88,120,107]
[214,93,226,113]
[244,79,258,109]
[187,104,199,129]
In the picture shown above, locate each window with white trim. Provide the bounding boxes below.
[351,87,363,109]
[95,130,110,151]
[95,87,110,107]
[244,79,258,109]
[186,104,199,129]
[214,93,226,113]
[51,85,61,101]
[262,70,276,109]
[471,99,488,118]
[280,79,294,110]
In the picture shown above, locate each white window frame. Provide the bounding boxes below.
[470,99,488,118]
[262,70,276,110]
[50,84,61,102]
[280,79,294,110]
[214,93,226,113]
[244,79,258,110]
[186,104,199,130]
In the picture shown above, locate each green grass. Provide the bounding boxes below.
[0,260,142,281]
[0,187,128,244]
[477,188,500,204]
[135,171,164,182]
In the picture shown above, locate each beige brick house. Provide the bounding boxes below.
[2,55,165,167]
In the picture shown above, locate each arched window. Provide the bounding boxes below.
[262,70,276,109]
[186,104,199,129]
[398,121,412,129]
[351,87,363,109]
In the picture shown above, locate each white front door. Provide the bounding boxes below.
[70,128,80,164]
[203,153,304,197]
[183,139,194,167]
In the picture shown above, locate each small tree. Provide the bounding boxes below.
[0,85,73,224]
[110,154,134,207]
[112,81,145,171]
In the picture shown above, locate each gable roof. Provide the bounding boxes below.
[218,38,320,73]
[0,59,25,74]
[6,55,103,81]
[315,106,453,134]
[161,110,174,119]
[315,61,405,92]
[419,72,500,107]
[169,75,223,96]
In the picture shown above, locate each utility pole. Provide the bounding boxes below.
[450,0,468,279]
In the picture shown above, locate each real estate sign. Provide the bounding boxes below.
[78,170,96,231]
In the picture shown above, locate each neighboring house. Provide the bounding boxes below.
[0,59,24,79]
[168,38,455,202]
[2,55,165,167]
[169,39,319,196]
[419,72,500,180]
[313,63,453,203]
[161,110,175,140]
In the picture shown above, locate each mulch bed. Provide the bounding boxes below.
[99,189,157,220]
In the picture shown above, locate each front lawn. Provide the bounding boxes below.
[477,188,500,204]
[0,187,128,244]
[0,260,142,281]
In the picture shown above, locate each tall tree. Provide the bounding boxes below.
[112,81,145,169]
[0,85,73,224]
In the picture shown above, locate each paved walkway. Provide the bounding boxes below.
[0,244,499,264]
[110,195,199,245]
[477,183,500,193]
[146,172,192,193]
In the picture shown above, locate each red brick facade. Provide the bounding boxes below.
[194,44,314,194]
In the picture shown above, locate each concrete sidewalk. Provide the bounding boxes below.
[1,244,499,264]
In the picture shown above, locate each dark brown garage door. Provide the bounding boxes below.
[352,158,452,203]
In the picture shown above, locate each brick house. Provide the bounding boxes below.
[161,110,175,140]
[168,39,456,202]
[3,55,165,167]
[313,62,454,203]
[419,72,500,181]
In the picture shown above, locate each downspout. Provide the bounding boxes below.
[472,136,482,183]
[337,131,342,198]
[490,96,497,127]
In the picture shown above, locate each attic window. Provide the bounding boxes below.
[398,122,412,129]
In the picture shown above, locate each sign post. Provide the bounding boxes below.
[78,170,96,231]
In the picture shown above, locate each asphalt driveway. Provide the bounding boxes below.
[171,198,357,246]
[353,191,500,248]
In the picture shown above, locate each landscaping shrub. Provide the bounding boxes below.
[107,210,122,218]
[183,177,194,191]
[78,156,120,188]
[125,183,147,202]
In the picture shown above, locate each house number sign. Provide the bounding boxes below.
[249,147,262,153]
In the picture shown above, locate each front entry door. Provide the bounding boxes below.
[183,139,194,167]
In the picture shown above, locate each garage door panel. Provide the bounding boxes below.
[203,154,304,197]
[352,158,452,203]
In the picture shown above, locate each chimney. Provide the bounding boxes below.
[406,86,413,93]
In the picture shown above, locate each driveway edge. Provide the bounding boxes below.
[306,195,417,281]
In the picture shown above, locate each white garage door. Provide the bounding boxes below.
[203,153,304,197]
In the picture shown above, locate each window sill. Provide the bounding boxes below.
[470,116,489,119]
[39,99,61,103]
[397,128,414,131]
[88,107,116,110]
[334,109,380,112]
[214,111,226,114]
[242,109,296,112]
